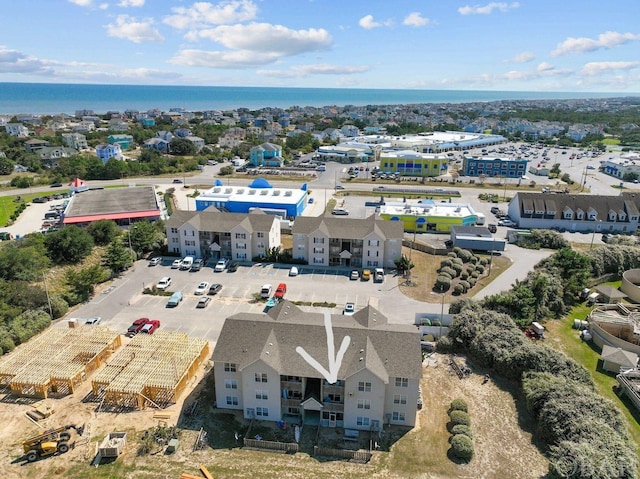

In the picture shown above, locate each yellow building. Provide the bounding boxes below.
[379,150,448,177]
[378,200,479,233]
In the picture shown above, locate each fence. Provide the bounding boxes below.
[243,438,298,453]
[402,239,448,256]
[313,446,372,463]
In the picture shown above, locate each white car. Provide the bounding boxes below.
[214,259,228,272]
[171,259,182,269]
[84,317,102,325]
[344,303,355,316]
[195,281,210,295]
[156,277,172,290]
[289,266,299,277]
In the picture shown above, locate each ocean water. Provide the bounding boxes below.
[0,82,634,115]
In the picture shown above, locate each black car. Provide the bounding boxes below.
[228,261,239,272]
[208,283,222,295]
[50,182,63,188]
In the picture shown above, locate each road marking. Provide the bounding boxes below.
[91,278,129,304]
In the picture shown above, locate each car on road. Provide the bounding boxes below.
[172,179,183,184]
[350,270,359,280]
[148,257,162,266]
[197,296,211,308]
[166,291,183,307]
[156,277,172,290]
[49,182,63,188]
[586,165,596,170]
[289,266,299,277]
[140,319,160,334]
[227,261,239,272]
[332,208,349,215]
[84,317,102,326]
[214,258,228,272]
[126,318,149,337]
[344,302,355,316]
[171,259,182,269]
[208,283,222,295]
[488,224,498,233]
[195,281,210,295]
[361,269,371,281]
[336,185,345,190]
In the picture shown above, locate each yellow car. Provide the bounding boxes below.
[361,269,371,281]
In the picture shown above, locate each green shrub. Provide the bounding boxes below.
[447,252,457,258]
[458,280,470,292]
[449,410,470,427]
[440,266,457,278]
[436,335,454,352]
[467,277,476,287]
[451,434,474,461]
[480,258,489,266]
[460,272,469,280]
[456,249,474,262]
[435,276,451,291]
[452,257,464,266]
[451,424,473,439]
[451,263,463,275]
[440,259,453,269]
[471,271,479,279]
[470,256,479,264]
[454,284,465,295]
[449,398,468,413]
[475,265,485,274]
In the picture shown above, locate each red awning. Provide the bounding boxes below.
[63,210,160,224]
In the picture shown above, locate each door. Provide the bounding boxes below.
[328,412,336,428]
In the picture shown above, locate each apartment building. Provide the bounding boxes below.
[212,301,421,430]
[292,215,403,268]
[165,208,281,260]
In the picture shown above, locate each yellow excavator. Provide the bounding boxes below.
[22,424,84,462]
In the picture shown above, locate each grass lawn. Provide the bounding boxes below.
[0,192,54,227]
[602,138,621,145]
[545,306,640,456]
[399,246,512,303]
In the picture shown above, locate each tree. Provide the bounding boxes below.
[44,226,94,264]
[0,241,49,281]
[0,156,14,175]
[103,239,134,274]
[394,254,414,274]
[65,264,109,304]
[169,137,197,156]
[129,221,162,255]
[87,220,121,246]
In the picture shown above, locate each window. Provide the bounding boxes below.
[395,377,408,388]
[255,389,268,400]
[392,412,406,421]
[368,239,380,246]
[393,395,407,405]
[235,243,247,249]
[313,248,324,254]
[172,237,179,243]
[257,232,264,238]
[235,233,246,239]
[226,396,238,406]
[356,416,370,427]
[256,407,269,417]
[170,227,178,233]
[313,257,324,264]
[255,372,267,383]
[357,399,371,409]
[327,393,342,403]
[224,363,237,372]
[225,379,238,389]
[185,240,196,246]
[358,381,372,392]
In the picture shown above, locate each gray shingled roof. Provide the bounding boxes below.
[164,207,276,232]
[65,186,159,217]
[292,214,403,240]
[212,301,421,383]
[515,192,640,219]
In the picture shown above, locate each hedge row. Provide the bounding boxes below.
[447,399,474,462]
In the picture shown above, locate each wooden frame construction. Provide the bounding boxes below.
[0,327,121,399]
[92,331,209,409]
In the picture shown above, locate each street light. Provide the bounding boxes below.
[439,288,445,340]
[590,219,602,250]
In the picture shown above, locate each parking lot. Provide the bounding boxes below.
[65,258,431,346]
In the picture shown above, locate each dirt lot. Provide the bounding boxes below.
[0,352,548,479]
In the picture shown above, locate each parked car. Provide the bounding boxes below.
[289,266,299,277]
[148,257,162,266]
[214,258,228,272]
[374,268,384,283]
[197,296,211,308]
[490,206,501,214]
[260,284,273,299]
[361,269,371,281]
[156,277,172,290]
[166,291,183,307]
[350,270,359,280]
[227,261,239,272]
[84,317,102,326]
[488,224,498,233]
[602,233,612,243]
[190,258,204,271]
[274,283,287,299]
[208,283,222,295]
[308,197,314,203]
[126,318,149,337]
[498,219,515,227]
[171,259,182,269]
[344,302,355,316]
[336,185,345,190]
[140,319,160,334]
[332,208,349,215]
[195,281,210,295]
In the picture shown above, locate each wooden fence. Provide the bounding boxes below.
[243,438,298,453]
[402,239,448,256]
[313,446,372,463]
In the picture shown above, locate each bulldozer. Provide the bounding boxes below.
[22,424,84,462]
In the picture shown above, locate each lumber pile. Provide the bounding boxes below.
[180,465,213,479]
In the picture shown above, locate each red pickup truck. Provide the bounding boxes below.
[274,283,287,299]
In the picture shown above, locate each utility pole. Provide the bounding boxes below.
[43,272,53,319]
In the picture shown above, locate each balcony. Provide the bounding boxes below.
[281,398,302,408]
[322,383,344,395]
[323,402,344,413]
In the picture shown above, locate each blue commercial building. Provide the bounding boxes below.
[195,178,307,218]
[462,156,528,178]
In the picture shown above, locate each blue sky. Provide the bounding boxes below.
[0,0,639,92]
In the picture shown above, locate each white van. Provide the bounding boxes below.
[180,256,194,270]
[374,268,385,282]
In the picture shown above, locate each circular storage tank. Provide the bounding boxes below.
[621,269,640,303]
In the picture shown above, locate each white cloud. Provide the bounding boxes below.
[403,12,431,27]
[169,48,278,68]
[359,15,380,30]
[580,61,639,76]
[164,0,258,29]
[106,15,164,43]
[118,0,145,6]
[0,46,52,74]
[458,2,520,15]
[259,63,370,78]
[552,31,640,56]
[536,62,554,72]
[68,0,93,6]
[509,51,534,63]
[99,3,109,9]
[188,23,332,56]
[503,62,571,81]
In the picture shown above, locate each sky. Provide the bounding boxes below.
[0,0,639,92]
